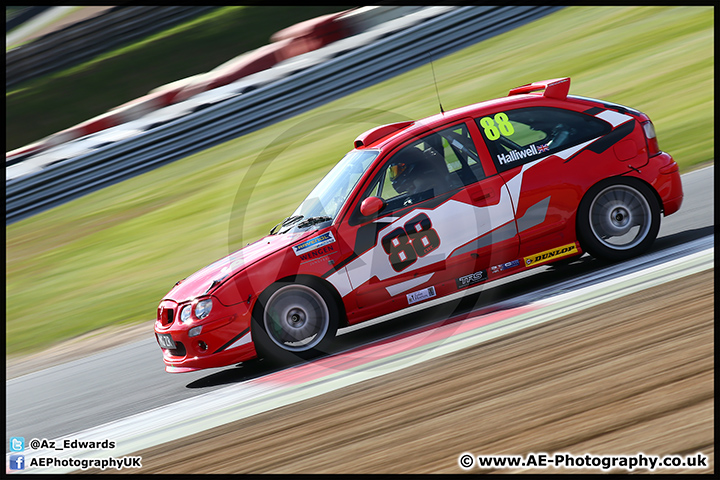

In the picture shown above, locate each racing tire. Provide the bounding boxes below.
[577,178,660,262]
[252,278,339,365]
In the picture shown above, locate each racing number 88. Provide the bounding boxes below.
[479,112,514,140]
[405,214,440,257]
[382,228,416,272]
[382,213,441,272]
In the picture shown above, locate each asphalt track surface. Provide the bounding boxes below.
[6,165,714,461]
[115,267,715,474]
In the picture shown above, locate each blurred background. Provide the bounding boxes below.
[6,5,713,358]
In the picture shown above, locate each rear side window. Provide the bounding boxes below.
[476,107,611,172]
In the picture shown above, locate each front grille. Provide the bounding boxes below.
[167,341,186,358]
[158,306,175,326]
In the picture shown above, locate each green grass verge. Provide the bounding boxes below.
[5,6,349,151]
[6,6,713,357]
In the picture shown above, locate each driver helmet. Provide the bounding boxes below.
[388,161,417,194]
[388,148,431,195]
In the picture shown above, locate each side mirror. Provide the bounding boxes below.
[360,196,385,217]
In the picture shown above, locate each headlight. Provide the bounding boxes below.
[195,298,213,319]
[179,305,192,324]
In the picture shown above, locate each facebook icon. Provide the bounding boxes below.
[10,454,25,470]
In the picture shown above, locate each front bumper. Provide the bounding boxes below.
[154,298,257,372]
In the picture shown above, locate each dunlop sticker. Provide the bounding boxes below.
[525,243,578,267]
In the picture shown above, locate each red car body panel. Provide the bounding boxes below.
[155,77,683,372]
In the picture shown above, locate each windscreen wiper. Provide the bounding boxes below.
[270,215,303,235]
[296,216,332,228]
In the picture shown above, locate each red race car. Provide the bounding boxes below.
[155,77,683,372]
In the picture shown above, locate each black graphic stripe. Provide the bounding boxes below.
[583,106,604,115]
[213,327,250,354]
[354,221,391,256]
[563,119,636,163]
[322,252,358,278]
[586,119,636,154]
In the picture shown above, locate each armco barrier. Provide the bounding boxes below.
[6,7,410,164]
[6,6,563,224]
[6,6,216,89]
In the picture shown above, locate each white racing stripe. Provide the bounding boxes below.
[345,195,515,289]
[595,109,633,127]
[10,238,713,473]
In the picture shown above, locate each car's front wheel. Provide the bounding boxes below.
[252,279,339,365]
[577,178,660,262]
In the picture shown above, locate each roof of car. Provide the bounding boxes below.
[354,95,535,151]
[353,77,575,152]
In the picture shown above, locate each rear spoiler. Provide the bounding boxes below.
[354,121,413,148]
[508,77,570,100]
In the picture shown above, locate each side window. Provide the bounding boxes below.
[476,107,612,172]
[355,123,487,221]
[439,124,486,183]
[366,141,449,211]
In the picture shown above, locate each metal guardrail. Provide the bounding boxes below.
[6,6,216,89]
[6,6,563,224]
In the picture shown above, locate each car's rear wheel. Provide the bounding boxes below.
[252,279,339,365]
[577,178,660,262]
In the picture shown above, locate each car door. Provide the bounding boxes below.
[336,120,519,310]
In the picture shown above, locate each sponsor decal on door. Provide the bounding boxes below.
[524,243,578,267]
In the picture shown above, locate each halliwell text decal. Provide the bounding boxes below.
[497,143,549,165]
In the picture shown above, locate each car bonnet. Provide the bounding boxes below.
[164,230,311,303]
